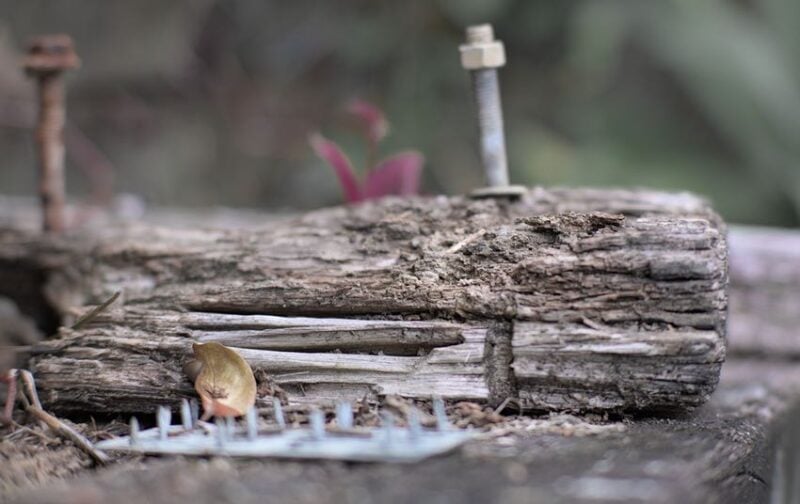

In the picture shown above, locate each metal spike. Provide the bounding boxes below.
[246,407,258,441]
[225,416,235,439]
[381,412,396,448]
[433,398,449,431]
[180,399,192,431]
[215,417,227,449]
[157,405,171,441]
[273,398,286,430]
[189,399,199,426]
[310,409,325,440]
[129,416,140,447]
[408,407,422,441]
[336,402,353,429]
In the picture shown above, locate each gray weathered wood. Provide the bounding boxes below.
[513,322,724,410]
[728,225,800,356]
[10,356,800,504]
[0,188,728,413]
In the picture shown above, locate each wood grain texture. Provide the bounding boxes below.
[512,322,724,410]
[0,188,728,413]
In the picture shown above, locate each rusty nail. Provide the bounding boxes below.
[23,34,80,233]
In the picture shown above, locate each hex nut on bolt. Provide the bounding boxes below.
[459,24,506,70]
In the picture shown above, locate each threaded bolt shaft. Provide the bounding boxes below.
[471,69,508,187]
[460,24,510,190]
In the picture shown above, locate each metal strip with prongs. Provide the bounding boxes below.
[97,401,475,463]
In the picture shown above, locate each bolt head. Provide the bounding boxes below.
[23,34,80,75]
[459,41,505,70]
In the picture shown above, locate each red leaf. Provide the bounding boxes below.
[364,151,424,199]
[346,99,389,145]
[309,133,363,203]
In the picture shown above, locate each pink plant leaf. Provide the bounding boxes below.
[346,99,389,146]
[309,133,363,203]
[364,151,424,199]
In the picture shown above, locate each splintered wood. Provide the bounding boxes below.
[0,188,728,413]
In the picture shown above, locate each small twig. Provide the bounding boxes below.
[19,370,43,409]
[493,397,521,415]
[2,369,18,425]
[5,422,52,443]
[580,317,605,330]
[24,405,110,465]
[445,229,487,254]
[17,369,110,465]
[71,291,121,330]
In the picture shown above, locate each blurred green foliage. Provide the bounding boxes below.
[560,0,800,225]
[0,0,798,225]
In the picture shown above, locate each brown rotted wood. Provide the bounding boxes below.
[0,188,727,413]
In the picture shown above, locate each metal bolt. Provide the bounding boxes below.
[22,34,80,233]
[460,25,525,199]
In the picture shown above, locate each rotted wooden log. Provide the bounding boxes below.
[0,187,728,413]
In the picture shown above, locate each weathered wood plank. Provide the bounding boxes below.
[31,322,490,411]
[512,322,724,411]
[728,225,800,356]
[11,356,800,504]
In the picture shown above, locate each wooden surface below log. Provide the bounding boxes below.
[0,187,728,413]
[8,356,799,504]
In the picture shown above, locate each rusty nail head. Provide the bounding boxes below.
[23,34,80,75]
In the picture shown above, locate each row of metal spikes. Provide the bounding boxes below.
[130,397,453,447]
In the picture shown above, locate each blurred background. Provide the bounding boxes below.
[0,0,799,225]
